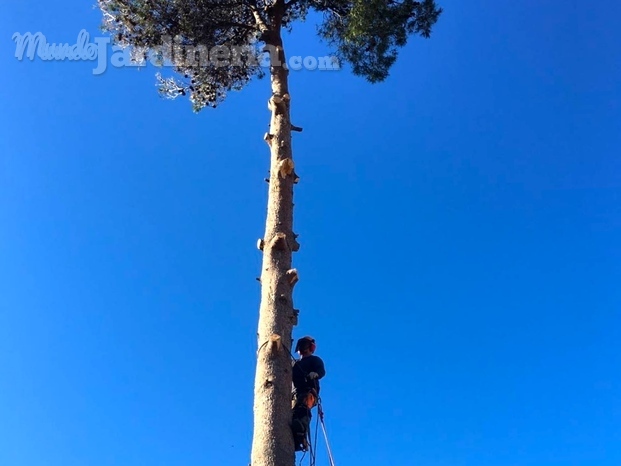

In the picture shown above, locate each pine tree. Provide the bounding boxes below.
[98,2,442,465]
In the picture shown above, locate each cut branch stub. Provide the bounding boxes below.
[291,309,300,326]
[271,233,288,251]
[291,125,303,132]
[278,158,294,179]
[286,268,299,287]
[268,232,298,252]
[268,334,282,354]
[257,238,265,251]
[268,95,286,114]
[290,235,300,252]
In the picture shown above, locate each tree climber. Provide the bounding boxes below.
[291,336,326,452]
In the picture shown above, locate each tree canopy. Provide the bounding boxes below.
[99,0,442,110]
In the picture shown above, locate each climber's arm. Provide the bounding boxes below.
[315,357,326,379]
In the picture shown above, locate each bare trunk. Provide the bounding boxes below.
[251,11,298,466]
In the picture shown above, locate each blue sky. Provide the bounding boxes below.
[1,1,620,466]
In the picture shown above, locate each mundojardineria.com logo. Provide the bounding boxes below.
[12,29,340,76]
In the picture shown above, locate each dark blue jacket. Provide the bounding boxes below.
[292,355,326,395]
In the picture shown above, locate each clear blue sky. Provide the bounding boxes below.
[1,1,620,465]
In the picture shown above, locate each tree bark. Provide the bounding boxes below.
[251,8,298,466]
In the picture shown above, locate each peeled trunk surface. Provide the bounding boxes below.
[251,25,297,466]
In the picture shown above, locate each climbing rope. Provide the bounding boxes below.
[298,449,307,466]
[304,399,336,466]
[308,408,320,466]
[318,402,336,466]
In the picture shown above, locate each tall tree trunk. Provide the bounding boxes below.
[251,12,298,466]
